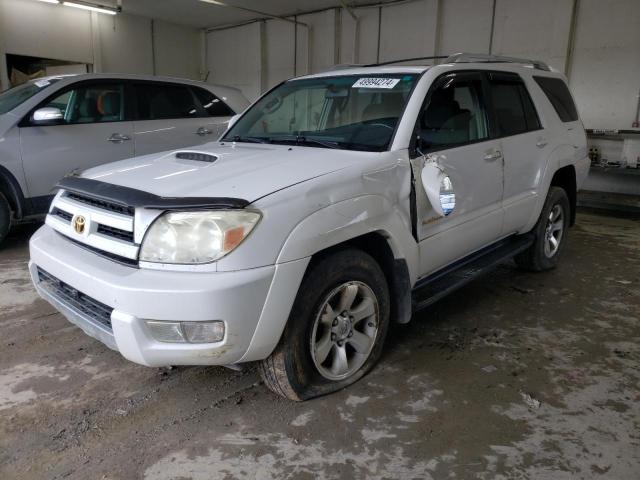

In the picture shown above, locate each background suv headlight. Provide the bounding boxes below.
[140,210,260,264]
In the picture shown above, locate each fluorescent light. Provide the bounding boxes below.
[62,1,119,15]
[36,0,60,4]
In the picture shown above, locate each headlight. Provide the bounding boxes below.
[140,210,260,264]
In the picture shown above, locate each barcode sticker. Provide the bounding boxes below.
[352,78,401,89]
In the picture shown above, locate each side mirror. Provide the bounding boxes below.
[420,158,456,217]
[32,107,63,124]
[227,114,241,128]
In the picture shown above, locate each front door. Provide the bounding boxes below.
[20,81,133,199]
[411,71,505,276]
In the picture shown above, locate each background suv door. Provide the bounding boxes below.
[19,80,134,200]
[412,71,504,276]
[485,72,546,234]
[132,82,231,156]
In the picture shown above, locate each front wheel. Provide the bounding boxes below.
[515,186,570,271]
[259,249,390,401]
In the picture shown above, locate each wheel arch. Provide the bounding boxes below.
[0,165,26,220]
[550,165,577,226]
[306,231,413,325]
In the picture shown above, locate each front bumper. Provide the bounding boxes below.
[29,226,280,367]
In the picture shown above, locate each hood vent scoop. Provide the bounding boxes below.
[175,152,218,163]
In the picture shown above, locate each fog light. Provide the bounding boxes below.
[183,321,225,343]
[146,321,185,343]
[145,321,225,343]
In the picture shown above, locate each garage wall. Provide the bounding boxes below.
[0,0,202,91]
[203,0,640,130]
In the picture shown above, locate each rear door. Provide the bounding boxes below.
[191,86,236,139]
[412,71,505,276]
[132,82,219,156]
[19,80,133,199]
[485,72,546,234]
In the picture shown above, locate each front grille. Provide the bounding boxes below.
[97,224,135,243]
[52,208,72,223]
[37,267,113,330]
[65,192,134,217]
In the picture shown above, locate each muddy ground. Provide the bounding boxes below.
[1,210,638,479]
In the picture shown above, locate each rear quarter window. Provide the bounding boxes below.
[533,76,579,122]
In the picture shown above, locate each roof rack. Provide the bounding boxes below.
[444,53,551,71]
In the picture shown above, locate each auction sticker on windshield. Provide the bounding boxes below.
[352,78,401,89]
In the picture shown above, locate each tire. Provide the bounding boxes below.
[0,193,11,246]
[515,186,570,271]
[259,248,391,401]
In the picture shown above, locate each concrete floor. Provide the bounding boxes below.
[0,211,638,480]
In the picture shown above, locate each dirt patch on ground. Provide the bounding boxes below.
[1,213,638,479]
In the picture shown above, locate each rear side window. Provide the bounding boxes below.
[488,73,541,136]
[533,76,579,122]
[135,83,200,120]
[193,87,235,117]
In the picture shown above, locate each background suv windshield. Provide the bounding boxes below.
[0,78,61,114]
[223,73,419,151]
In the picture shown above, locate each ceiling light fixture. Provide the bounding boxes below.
[35,0,120,15]
[63,1,120,15]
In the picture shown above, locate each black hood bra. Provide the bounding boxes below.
[56,176,249,211]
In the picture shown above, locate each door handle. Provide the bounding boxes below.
[484,150,502,161]
[536,139,548,148]
[108,133,131,143]
[195,127,213,136]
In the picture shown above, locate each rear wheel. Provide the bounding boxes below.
[515,186,570,271]
[0,193,11,246]
[259,249,390,401]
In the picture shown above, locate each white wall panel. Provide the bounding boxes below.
[438,0,493,56]
[491,0,573,71]
[265,19,295,88]
[206,23,262,99]
[379,0,437,62]
[569,0,640,129]
[98,13,153,75]
[339,6,379,65]
[0,0,201,91]
[1,0,93,64]
[296,9,338,74]
[154,20,201,80]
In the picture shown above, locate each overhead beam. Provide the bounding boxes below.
[199,0,308,27]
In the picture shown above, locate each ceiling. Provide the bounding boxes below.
[117,0,400,29]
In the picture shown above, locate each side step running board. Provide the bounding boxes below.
[411,234,534,312]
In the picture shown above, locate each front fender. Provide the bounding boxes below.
[276,194,419,282]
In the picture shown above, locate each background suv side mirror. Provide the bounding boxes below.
[32,107,63,125]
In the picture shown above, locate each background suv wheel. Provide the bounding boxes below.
[0,193,11,246]
[515,186,570,271]
[259,248,390,401]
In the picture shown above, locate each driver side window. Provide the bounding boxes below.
[418,73,489,149]
[42,83,126,125]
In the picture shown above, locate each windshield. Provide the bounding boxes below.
[223,73,419,151]
[0,78,61,115]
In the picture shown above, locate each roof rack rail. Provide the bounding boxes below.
[444,53,551,71]
[364,56,449,67]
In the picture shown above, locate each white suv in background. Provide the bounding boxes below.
[29,54,589,400]
[0,74,248,243]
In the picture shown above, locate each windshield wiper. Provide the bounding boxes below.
[229,135,271,144]
[269,135,341,149]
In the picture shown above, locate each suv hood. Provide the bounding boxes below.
[81,143,365,203]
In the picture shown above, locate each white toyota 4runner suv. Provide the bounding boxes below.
[29,54,589,400]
